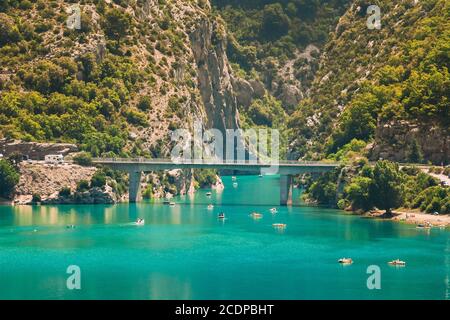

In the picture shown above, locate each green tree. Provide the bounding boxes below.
[76,180,90,192]
[407,139,424,164]
[32,193,41,203]
[369,161,404,215]
[261,4,290,40]
[73,152,92,166]
[345,176,373,211]
[0,159,20,199]
[59,186,72,197]
[90,171,107,188]
[104,8,131,44]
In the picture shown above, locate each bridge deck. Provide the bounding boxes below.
[92,158,341,174]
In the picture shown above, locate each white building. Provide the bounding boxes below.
[45,154,64,164]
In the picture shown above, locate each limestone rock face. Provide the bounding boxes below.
[249,80,266,99]
[232,78,254,108]
[13,162,120,205]
[15,162,96,199]
[167,169,196,196]
[369,121,449,165]
[0,139,78,160]
[279,84,303,108]
[190,19,240,133]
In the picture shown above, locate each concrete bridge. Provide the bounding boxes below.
[93,158,341,206]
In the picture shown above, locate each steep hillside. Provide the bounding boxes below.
[288,0,449,164]
[211,0,351,112]
[0,0,243,158]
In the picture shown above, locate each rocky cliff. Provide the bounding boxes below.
[369,121,449,165]
[0,139,78,160]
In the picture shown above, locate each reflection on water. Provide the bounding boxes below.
[0,175,449,300]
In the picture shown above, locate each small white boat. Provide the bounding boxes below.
[207,204,214,210]
[232,176,237,181]
[388,259,406,266]
[270,208,278,214]
[233,182,238,188]
[135,219,145,226]
[250,212,262,219]
[206,192,212,197]
[272,223,286,230]
[259,174,263,178]
[338,258,353,264]
[218,212,225,219]
[169,202,176,206]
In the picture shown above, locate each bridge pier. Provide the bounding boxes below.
[129,171,142,203]
[280,174,293,206]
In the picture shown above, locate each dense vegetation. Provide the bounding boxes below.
[0,158,20,199]
[0,0,201,159]
[0,0,146,157]
[288,0,449,164]
[212,0,350,73]
[305,160,450,215]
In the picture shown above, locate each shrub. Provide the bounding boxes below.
[59,186,72,197]
[73,152,92,166]
[194,169,217,188]
[137,96,152,111]
[337,199,350,210]
[90,171,107,188]
[32,193,41,203]
[142,184,153,199]
[124,108,148,127]
[0,159,20,198]
[76,180,90,192]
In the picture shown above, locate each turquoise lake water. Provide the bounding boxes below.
[0,175,449,300]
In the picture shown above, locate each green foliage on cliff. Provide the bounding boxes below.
[194,169,218,188]
[412,186,450,214]
[213,0,351,71]
[305,160,449,214]
[0,158,20,199]
[0,0,154,158]
[289,0,449,163]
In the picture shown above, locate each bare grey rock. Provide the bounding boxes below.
[0,139,78,160]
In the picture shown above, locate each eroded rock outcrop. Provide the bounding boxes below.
[190,19,241,133]
[369,121,449,165]
[0,139,78,160]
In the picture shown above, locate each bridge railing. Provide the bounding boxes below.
[92,158,342,166]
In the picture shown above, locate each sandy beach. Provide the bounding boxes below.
[365,209,450,228]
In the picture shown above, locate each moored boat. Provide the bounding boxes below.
[388,259,406,266]
[135,219,145,226]
[250,212,262,219]
[338,258,353,264]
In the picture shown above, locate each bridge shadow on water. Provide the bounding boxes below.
[143,175,321,208]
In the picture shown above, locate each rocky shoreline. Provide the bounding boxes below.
[10,161,223,206]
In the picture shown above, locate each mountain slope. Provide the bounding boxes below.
[0,0,243,159]
[288,0,449,164]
